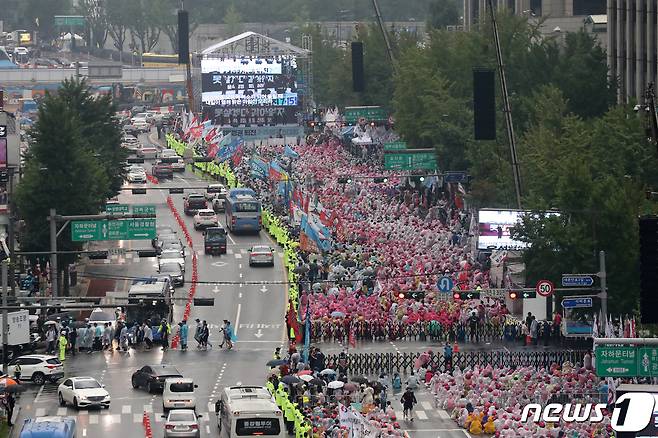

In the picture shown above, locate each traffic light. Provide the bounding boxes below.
[509,291,518,300]
[397,292,405,299]
[397,291,425,301]
[508,290,537,300]
[453,292,481,300]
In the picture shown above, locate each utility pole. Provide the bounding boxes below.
[49,208,58,297]
[370,0,395,65]
[599,250,607,321]
[487,0,522,209]
[2,260,8,374]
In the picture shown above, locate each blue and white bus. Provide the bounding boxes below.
[225,188,262,233]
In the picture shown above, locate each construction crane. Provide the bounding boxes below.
[371,0,396,67]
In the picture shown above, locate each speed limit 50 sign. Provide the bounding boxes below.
[536,279,555,297]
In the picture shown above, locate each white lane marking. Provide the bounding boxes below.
[82,428,87,437]
[208,402,214,413]
[235,303,242,335]
[395,411,403,420]
[416,410,428,420]
[227,233,236,245]
[239,272,243,278]
[122,404,132,414]
[133,413,143,423]
[206,425,211,434]
[239,292,242,298]
[437,410,450,420]
[421,401,433,410]
[227,249,234,254]
[235,253,242,259]
[34,384,45,403]
[239,263,242,269]
[35,407,46,417]
[107,414,121,424]
[89,415,99,424]
[57,407,67,416]
[144,404,153,413]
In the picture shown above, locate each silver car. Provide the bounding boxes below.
[163,409,201,438]
[248,245,275,267]
[158,249,185,273]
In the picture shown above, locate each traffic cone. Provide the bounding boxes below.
[453,341,459,353]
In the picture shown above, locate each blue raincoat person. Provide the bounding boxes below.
[179,320,189,351]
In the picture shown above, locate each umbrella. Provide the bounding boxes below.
[282,375,300,385]
[3,384,25,393]
[299,374,314,382]
[343,382,359,392]
[320,368,337,376]
[330,311,346,318]
[297,370,313,376]
[293,265,309,274]
[43,321,57,326]
[351,376,368,384]
[266,359,287,367]
[328,380,344,389]
[309,378,325,387]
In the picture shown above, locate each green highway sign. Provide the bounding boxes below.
[105,204,129,214]
[384,141,407,151]
[132,204,156,215]
[344,106,388,123]
[384,152,437,171]
[54,15,86,27]
[639,347,658,376]
[71,219,156,241]
[595,346,638,377]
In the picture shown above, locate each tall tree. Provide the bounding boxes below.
[16,87,110,294]
[223,4,244,38]
[75,0,108,49]
[106,0,131,58]
[427,0,460,29]
[126,0,162,53]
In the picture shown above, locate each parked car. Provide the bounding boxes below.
[58,376,111,409]
[131,364,183,393]
[8,354,64,385]
[248,245,275,267]
[193,209,218,230]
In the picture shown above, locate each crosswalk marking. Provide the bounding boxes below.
[208,402,215,413]
[421,401,433,410]
[122,405,132,414]
[89,415,99,425]
[234,253,242,259]
[416,410,428,420]
[57,407,67,416]
[35,408,46,417]
[133,413,143,423]
[107,414,121,424]
[227,249,234,254]
[143,404,153,413]
[395,410,403,420]
[240,248,247,254]
[438,410,451,420]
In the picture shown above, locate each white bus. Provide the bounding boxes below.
[216,386,285,437]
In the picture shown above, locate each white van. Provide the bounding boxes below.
[216,386,285,438]
[162,378,198,410]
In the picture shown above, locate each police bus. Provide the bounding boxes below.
[224,188,262,233]
[215,386,285,437]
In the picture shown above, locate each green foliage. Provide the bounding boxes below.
[15,79,126,269]
[427,0,460,29]
[223,4,244,38]
[17,0,71,40]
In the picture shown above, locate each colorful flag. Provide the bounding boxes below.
[349,326,356,348]
[283,144,300,159]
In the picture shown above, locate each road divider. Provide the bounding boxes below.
[146,174,159,184]
[166,195,198,349]
[142,411,153,438]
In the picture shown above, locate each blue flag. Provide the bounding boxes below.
[302,303,311,364]
[283,144,300,159]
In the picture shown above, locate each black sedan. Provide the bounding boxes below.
[131,364,183,393]
[158,263,184,287]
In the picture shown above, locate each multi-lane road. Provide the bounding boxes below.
[11,131,470,438]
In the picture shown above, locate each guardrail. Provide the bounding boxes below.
[0,67,187,84]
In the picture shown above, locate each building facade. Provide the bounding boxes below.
[607,0,658,103]
[464,0,606,30]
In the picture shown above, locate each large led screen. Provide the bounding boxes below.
[477,209,559,251]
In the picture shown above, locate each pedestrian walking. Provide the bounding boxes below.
[143,322,153,349]
[179,320,189,351]
[119,324,129,352]
[222,320,234,350]
[194,319,202,348]
[45,326,56,354]
[13,362,21,382]
[102,323,112,350]
[159,320,171,351]
[391,373,402,393]
[58,331,68,361]
[93,323,102,351]
[200,320,210,349]
[443,342,453,372]
[68,324,77,356]
[400,387,417,421]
